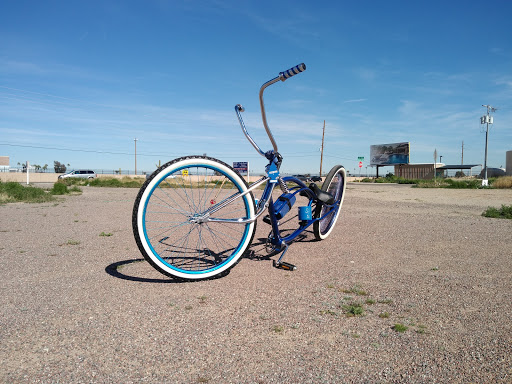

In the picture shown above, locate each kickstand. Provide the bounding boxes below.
[273,243,297,271]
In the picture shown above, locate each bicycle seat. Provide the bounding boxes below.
[309,183,334,205]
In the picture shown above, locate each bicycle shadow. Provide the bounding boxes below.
[105,258,179,283]
[105,258,231,283]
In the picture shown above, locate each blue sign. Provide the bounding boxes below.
[233,162,248,175]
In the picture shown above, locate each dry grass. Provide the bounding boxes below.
[492,176,512,189]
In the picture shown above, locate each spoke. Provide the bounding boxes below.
[152,186,192,217]
[147,221,191,243]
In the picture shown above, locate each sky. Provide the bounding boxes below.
[1,0,511,176]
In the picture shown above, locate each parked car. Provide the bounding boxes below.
[58,170,97,179]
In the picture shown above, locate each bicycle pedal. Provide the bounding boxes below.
[273,260,297,271]
[263,215,279,226]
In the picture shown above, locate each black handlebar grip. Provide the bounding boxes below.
[279,63,306,81]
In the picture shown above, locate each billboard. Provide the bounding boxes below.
[370,142,410,165]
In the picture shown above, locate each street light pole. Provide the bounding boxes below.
[134,138,138,175]
[480,105,497,186]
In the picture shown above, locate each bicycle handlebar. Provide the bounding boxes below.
[236,63,307,157]
[279,63,306,81]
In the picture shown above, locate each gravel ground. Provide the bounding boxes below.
[1,183,511,383]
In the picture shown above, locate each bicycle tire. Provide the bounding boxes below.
[313,165,346,240]
[132,156,257,280]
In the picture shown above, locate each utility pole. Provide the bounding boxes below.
[461,140,464,177]
[319,120,325,177]
[134,138,138,175]
[480,105,497,186]
[434,149,437,183]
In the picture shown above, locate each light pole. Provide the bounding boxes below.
[134,138,138,175]
[480,105,497,186]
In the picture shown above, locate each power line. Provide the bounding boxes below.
[0,142,355,161]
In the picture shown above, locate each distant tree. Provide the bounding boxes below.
[43,164,48,173]
[54,161,67,173]
[34,164,41,172]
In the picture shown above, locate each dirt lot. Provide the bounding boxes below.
[1,183,511,383]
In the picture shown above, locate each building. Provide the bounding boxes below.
[394,163,480,180]
[0,156,9,172]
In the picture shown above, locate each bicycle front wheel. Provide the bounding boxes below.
[132,156,256,280]
[313,165,346,240]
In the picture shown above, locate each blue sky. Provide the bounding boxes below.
[1,0,511,176]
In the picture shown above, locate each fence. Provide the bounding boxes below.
[1,167,150,175]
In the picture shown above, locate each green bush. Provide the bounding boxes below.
[59,177,83,186]
[51,182,69,195]
[0,181,55,204]
[482,205,512,219]
[88,177,144,188]
[444,179,480,189]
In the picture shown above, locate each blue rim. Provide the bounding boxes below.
[142,163,252,275]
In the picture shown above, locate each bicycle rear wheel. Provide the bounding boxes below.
[313,165,346,240]
[132,156,256,280]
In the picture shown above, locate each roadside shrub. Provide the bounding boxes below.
[51,182,69,195]
[59,177,83,186]
[397,178,419,185]
[0,181,55,203]
[89,178,123,187]
[88,177,144,188]
[491,176,512,189]
[482,205,512,219]
[444,179,480,189]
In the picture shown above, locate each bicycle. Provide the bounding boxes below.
[132,63,347,280]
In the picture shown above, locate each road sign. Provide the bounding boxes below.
[233,161,248,176]
[181,169,189,176]
[358,161,363,168]
[358,156,364,161]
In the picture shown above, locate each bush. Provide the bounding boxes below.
[444,179,480,189]
[0,181,55,204]
[51,182,69,195]
[482,205,512,219]
[88,177,144,188]
[491,176,512,189]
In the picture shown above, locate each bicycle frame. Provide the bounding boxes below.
[201,63,340,254]
[203,159,339,249]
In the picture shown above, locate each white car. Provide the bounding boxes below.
[58,170,97,179]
